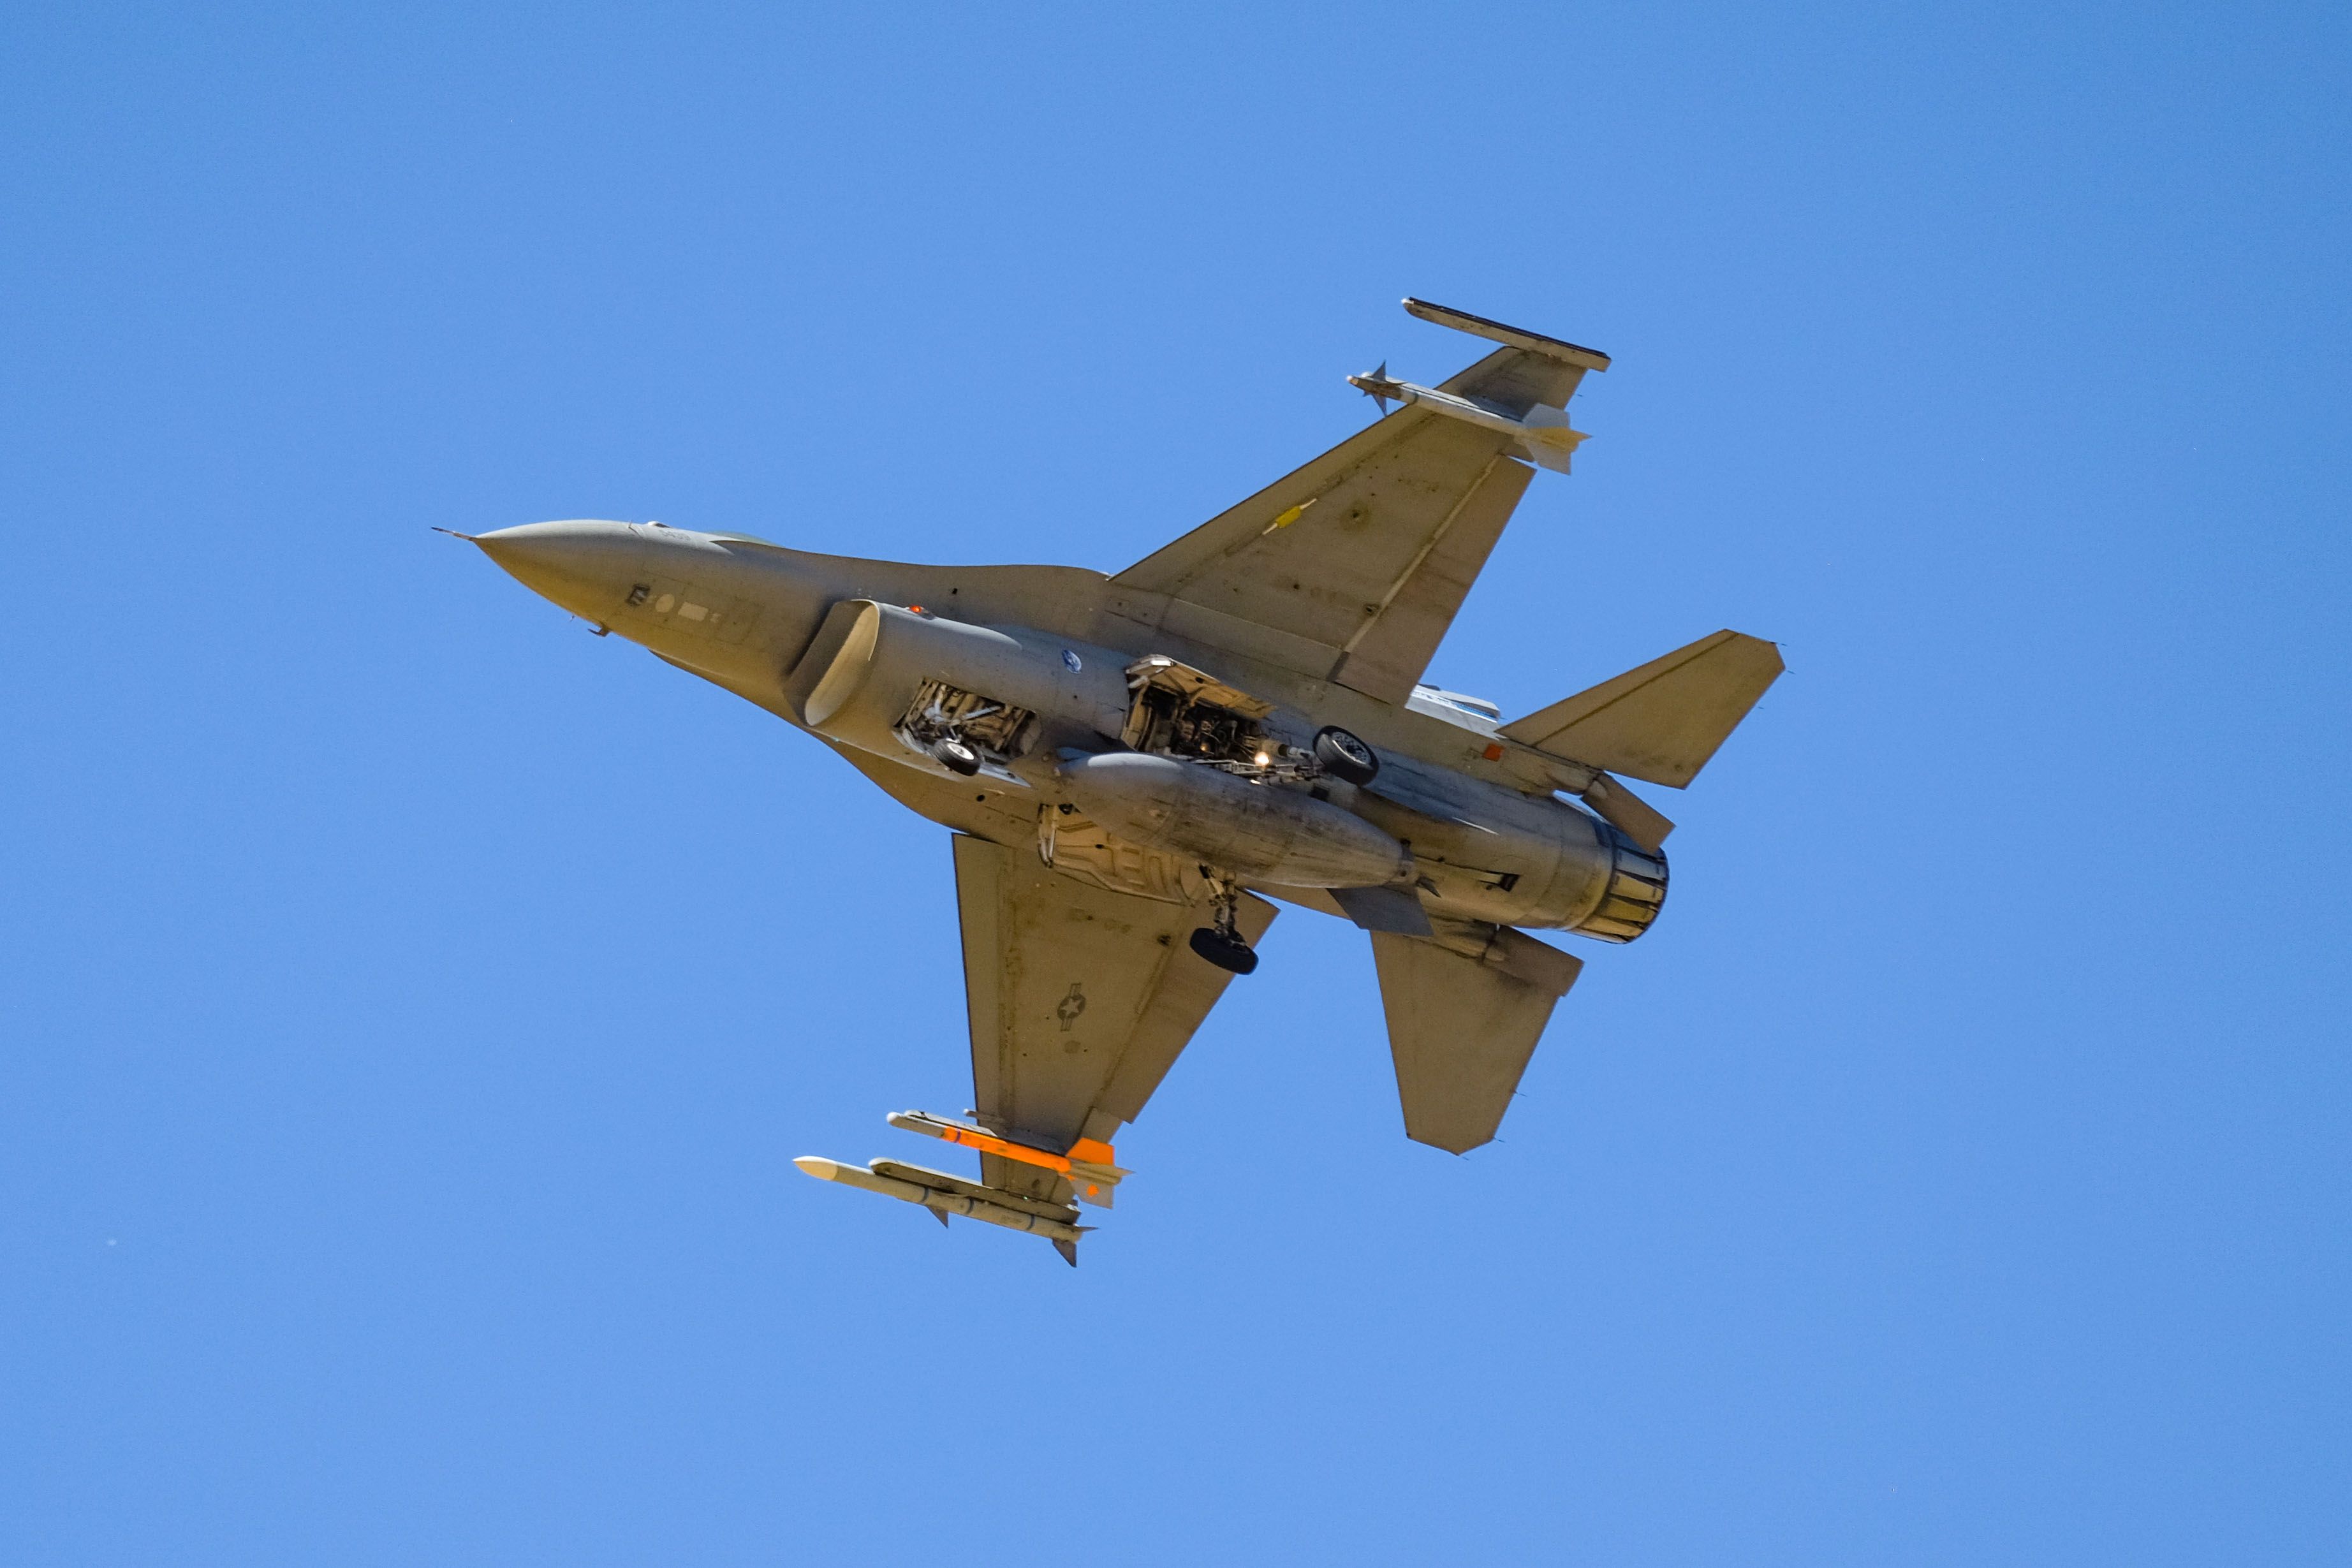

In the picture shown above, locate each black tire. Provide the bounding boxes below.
[937,738,981,777]
[1187,927,1259,976]
[1313,726,1379,786]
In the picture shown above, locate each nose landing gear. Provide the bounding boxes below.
[1187,927,1258,975]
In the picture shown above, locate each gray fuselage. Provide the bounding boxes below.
[474,519,1663,940]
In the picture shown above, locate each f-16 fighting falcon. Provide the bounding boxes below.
[454,299,1782,1264]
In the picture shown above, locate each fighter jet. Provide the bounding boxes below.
[455,298,1781,1264]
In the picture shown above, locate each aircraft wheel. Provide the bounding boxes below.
[1187,927,1259,976]
[1313,726,1380,786]
[937,739,981,776]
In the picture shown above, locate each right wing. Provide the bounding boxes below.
[1112,323,1605,705]
[952,834,1275,1202]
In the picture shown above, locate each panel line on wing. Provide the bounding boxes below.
[1334,452,1503,661]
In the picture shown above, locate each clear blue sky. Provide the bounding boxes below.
[3,4,2346,1564]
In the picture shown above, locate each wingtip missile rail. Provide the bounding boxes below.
[1399,297,1612,372]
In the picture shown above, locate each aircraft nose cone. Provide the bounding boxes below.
[473,520,598,578]
[471,520,641,618]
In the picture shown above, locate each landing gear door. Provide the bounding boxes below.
[1121,656,1277,751]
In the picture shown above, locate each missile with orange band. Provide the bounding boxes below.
[886,1110,1131,1208]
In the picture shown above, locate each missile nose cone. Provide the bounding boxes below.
[794,1156,842,1181]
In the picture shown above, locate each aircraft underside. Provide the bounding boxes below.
[457,298,1781,1263]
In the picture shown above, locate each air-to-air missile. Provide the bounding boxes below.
[881,1109,1129,1206]
[1345,363,1591,474]
[797,1110,1133,1264]
[792,1157,1088,1245]
[1344,298,1608,475]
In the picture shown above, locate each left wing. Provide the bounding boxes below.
[1110,305,1606,705]
[951,835,1275,1203]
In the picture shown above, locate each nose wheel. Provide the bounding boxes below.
[1188,879,1259,976]
[1187,927,1258,975]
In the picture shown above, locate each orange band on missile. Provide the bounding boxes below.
[926,1122,1113,1176]
[889,1111,1123,1186]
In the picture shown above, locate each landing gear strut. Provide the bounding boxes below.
[1187,877,1258,976]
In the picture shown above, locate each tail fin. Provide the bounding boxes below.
[1500,631,1782,788]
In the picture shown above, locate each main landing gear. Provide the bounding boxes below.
[1312,725,1380,786]
[1188,877,1259,976]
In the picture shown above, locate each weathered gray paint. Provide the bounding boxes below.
[462,304,1779,1249]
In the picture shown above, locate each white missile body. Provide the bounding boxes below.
[794,1155,1087,1245]
[1346,369,1590,474]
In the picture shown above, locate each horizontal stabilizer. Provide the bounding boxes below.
[1330,884,1434,937]
[1499,631,1782,789]
[1372,927,1583,1154]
